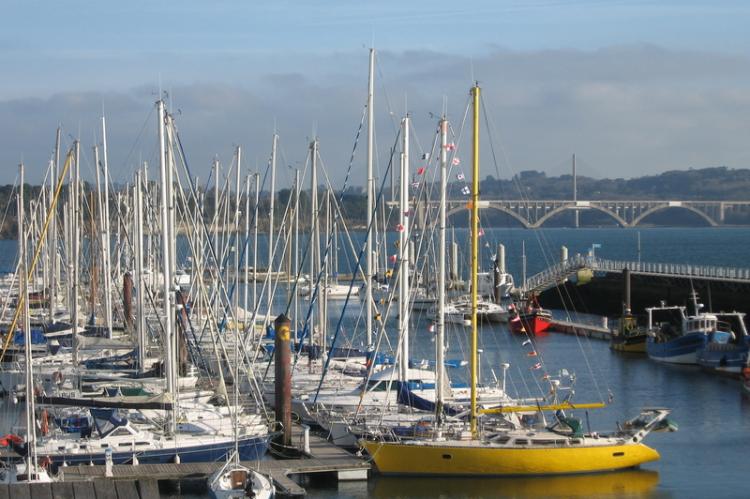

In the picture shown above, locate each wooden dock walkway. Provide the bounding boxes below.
[54,424,369,497]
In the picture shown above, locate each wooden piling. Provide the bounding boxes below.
[274,313,292,446]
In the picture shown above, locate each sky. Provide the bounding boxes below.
[1,0,749,187]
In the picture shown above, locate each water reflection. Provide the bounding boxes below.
[370,470,662,498]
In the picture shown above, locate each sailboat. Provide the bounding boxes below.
[208,286,274,499]
[360,84,673,476]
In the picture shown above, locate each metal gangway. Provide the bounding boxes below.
[524,255,750,295]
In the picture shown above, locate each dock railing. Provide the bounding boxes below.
[524,255,750,294]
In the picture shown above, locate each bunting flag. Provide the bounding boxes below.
[411,181,420,188]
[417,166,426,175]
[428,323,436,333]
[478,228,485,237]
[511,315,521,323]
[445,142,456,151]
[456,172,465,180]
[396,223,405,232]
[404,210,411,217]
[452,157,461,166]
[389,254,397,263]
[522,339,532,346]
[541,374,551,381]
[531,362,542,370]
[421,153,430,160]
[461,186,471,195]
[527,351,538,357]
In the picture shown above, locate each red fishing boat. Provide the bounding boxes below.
[509,296,552,335]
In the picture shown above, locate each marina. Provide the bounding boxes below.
[2,4,750,496]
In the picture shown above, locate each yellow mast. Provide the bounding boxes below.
[470,83,480,435]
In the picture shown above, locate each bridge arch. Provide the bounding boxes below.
[631,204,718,227]
[446,203,531,228]
[530,204,628,228]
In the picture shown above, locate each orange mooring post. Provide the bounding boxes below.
[274,313,292,446]
[123,272,133,330]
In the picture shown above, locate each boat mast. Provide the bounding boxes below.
[243,174,251,324]
[398,115,410,382]
[157,99,177,435]
[436,117,448,420]
[310,138,319,359]
[470,84,480,436]
[234,146,242,339]
[20,163,39,481]
[135,169,147,373]
[101,116,114,338]
[293,168,300,342]
[49,127,60,323]
[365,48,375,347]
[267,134,278,325]
[252,172,260,318]
[72,140,81,367]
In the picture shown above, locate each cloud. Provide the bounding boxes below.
[1,45,749,188]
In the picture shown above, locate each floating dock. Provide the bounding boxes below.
[4,424,369,498]
[549,319,612,340]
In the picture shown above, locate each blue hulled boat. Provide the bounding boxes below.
[696,312,749,375]
[646,294,718,365]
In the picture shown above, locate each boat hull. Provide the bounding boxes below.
[646,333,706,365]
[610,334,647,353]
[42,434,271,469]
[510,314,551,336]
[696,343,749,376]
[360,440,660,476]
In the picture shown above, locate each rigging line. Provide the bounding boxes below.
[283,101,367,330]
[0,149,74,364]
[171,130,272,410]
[313,128,401,403]
[480,94,608,401]
[375,57,401,136]
[114,106,156,182]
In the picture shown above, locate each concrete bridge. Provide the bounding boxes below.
[407,199,750,228]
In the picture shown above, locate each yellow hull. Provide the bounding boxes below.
[610,340,646,353]
[361,440,660,476]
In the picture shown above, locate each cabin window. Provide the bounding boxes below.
[514,439,528,445]
[613,452,625,457]
[442,454,452,460]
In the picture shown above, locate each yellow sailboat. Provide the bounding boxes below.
[360,84,672,476]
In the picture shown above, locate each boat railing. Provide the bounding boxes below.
[524,255,750,293]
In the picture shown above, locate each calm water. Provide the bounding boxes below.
[4,227,750,497]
